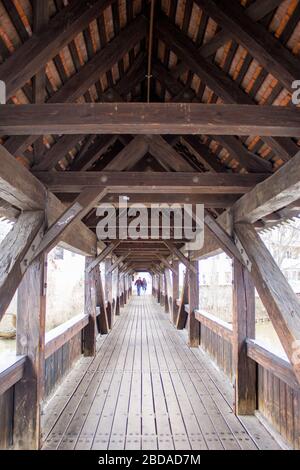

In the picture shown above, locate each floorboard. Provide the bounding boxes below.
[42,296,281,451]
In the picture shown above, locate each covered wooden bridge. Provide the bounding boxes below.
[0,0,300,451]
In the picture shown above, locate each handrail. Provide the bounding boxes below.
[195,309,233,343]
[0,355,26,396]
[246,339,299,391]
[45,313,89,359]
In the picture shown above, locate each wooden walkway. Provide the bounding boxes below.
[42,296,281,450]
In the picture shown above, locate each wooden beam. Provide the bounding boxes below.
[188,260,200,347]
[0,145,46,210]
[0,0,117,98]
[155,255,177,275]
[0,211,44,322]
[233,151,300,224]
[2,103,300,136]
[172,259,179,326]
[176,268,189,329]
[235,222,300,384]
[83,257,97,356]
[87,241,120,273]
[106,254,129,275]
[155,20,298,161]
[32,135,85,172]
[94,266,109,334]
[0,144,98,255]
[34,171,266,193]
[233,259,257,415]
[103,136,149,171]
[195,0,300,93]
[4,13,146,157]
[70,136,117,172]
[169,0,285,77]
[13,254,47,449]
[34,188,107,259]
[204,211,245,264]
[32,0,48,161]
[145,135,196,172]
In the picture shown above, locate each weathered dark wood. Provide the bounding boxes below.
[103,136,149,171]
[83,257,97,356]
[195,0,300,93]
[233,259,257,415]
[188,260,200,347]
[2,104,300,136]
[13,255,47,449]
[34,170,266,194]
[45,314,89,360]
[172,260,179,326]
[164,241,198,274]
[176,269,189,330]
[233,150,300,224]
[247,339,300,391]
[235,223,300,384]
[204,211,244,264]
[94,266,109,334]
[34,188,107,259]
[0,0,117,98]
[195,310,233,343]
[87,241,120,273]
[0,144,98,255]
[105,258,113,328]
[0,356,26,396]
[0,211,44,323]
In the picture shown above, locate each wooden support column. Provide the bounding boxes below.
[105,258,113,328]
[176,268,189,329]
[172,260,179,325]
[160,273,165,307]
[164,271,169,314]
[188,260,200,347]
[123,274,127,304]
[233,259,257,415]
[83,257,97,356]
[157,274,161,303]
[13,254,47,450]
[120,274,125,308]
[94,266,109,334]
[115,267,120,316]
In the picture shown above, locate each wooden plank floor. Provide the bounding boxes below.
[42,296,281,450]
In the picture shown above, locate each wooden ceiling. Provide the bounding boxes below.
[0,0,300,272]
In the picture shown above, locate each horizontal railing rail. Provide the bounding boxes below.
[247,339,299,391]
[45,313,89,359]
[0,355,26,396]
[193,307,233,343]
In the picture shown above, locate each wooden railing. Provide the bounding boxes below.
[195,309,233,343]
[0,355,26,396]
[247,339,299,391]
[45,313,89,359]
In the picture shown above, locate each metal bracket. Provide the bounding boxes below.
[0,80,6,104]
[234,234,252,272]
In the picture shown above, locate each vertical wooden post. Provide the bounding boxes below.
[233,259,257,415]
[115,267,120,316]
[94,265,109,334]
[123,274,127,304]
[120,274,125,308]
[164,271,169,313]
[105,258,113,328]
[13,254,47,450]
[157,274,161,303]
[160,273,164,307]
[83,257,97,356]
[172,260,179,325]
[188,260,200,347]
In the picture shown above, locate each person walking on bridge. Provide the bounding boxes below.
[135,277,143,296]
